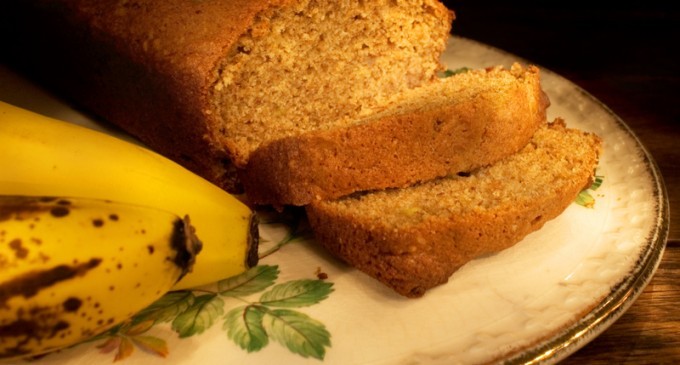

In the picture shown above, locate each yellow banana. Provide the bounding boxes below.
[0,195,201,360]
[0,101,258,290]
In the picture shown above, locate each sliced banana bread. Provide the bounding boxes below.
[306,120,602,297]
[243,64,548,205]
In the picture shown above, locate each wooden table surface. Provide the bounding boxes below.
[442,2,679,363]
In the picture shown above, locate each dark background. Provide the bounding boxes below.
[439,2,679,215]
[440,2,679,363]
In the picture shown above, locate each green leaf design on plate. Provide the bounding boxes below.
[114,337,135,362]
[130,335,169,358]
[124,319,155,336]
[262,309,331,360]
[96,336,121,354]
[259,280,334,308]
[223,305,269,352]
[133,291,195,324]
[172,294,224,338]
[218,265,279,297]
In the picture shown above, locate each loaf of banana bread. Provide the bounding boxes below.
[2,0,459,201]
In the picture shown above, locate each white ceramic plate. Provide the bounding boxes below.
[0,36,669,365]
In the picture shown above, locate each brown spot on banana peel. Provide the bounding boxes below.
[62,297,82,312]
[0,258,102,308]
[0,319,40,358]
[49,207,69,218]
[9,239,29,259]
[0,313,72,358]
[0,196,67,222]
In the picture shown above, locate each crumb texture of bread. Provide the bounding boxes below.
[212,0,454,166]
[306,120,602,297]
[241,64,549,206]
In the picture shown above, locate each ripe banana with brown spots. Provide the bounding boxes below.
[0,101,259,290]
[0,195,201,359]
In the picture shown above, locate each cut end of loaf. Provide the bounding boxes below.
[211,0,454,166]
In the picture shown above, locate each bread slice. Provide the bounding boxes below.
[306,120,602,297]
[1,0,454,194]
[242,64,549,205]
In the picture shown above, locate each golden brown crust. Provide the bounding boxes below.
[241,66,549,206]
[305,121,602,298]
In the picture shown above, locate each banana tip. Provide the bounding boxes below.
[247,213,259,268]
